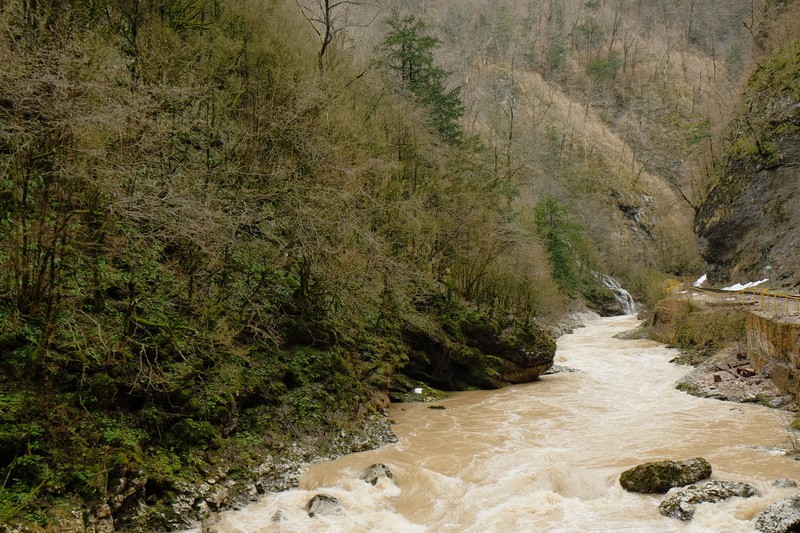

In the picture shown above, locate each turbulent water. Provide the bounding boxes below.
[203,316,800,532]
[597,273,638,315]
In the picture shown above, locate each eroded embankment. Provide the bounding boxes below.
[649,299,799,408]
[747,312,800,399]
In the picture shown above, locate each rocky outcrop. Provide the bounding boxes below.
[619,458,712,494]
[747,312,800,400]
[36,415,396,533]
[547,301,601,339]
[658,480,757,520]
[756,494,800,533]
[399,298,555,391]
[695,39,800,292]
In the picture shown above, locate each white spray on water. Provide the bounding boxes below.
[199,316,800,533]
[595,273,637,315]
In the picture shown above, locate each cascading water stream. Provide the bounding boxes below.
[596,273,638,315]
[197,316,800,532]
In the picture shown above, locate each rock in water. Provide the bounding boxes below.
[359,463,394,486]
[756,494,800,533]
[306,494,342,517]
[619,458,712,493]
[658,480,757,520]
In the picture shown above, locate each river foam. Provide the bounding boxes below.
[197,316,800,532]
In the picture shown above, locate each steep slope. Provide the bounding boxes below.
[2,0,794,528]
[696,39,800,291]
[371,0,772,295]
[0,1,556,529]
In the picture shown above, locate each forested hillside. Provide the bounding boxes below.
[0,0,795,529]
[0,0,561,528]
[354,0,789,291]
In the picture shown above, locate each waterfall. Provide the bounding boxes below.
[596,273,637,315]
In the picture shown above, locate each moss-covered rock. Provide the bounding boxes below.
[619,458,712,494]
[398,296,555,391]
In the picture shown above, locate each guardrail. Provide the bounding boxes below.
[669,282,800,314]
[747,289,800,314]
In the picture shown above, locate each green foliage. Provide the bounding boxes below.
[725,43,745,77]
[546,38,568,73]
[673,308,748,359]
[574,17,604,55]
[687,118,713,148]
[0,485,47,527]
[492,5,517,56]
[586,53,621,82]
[379,14,464,143]
[648,299,747,361]
[0,0,569,526]
[745,39,800,102]
[627,269,670,308]
[726,39,800,166]
[533,197,587,297]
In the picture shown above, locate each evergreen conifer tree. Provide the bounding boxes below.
[380,14,464,144]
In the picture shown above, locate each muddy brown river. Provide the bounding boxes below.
[202,316,800,532]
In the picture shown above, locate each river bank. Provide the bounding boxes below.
[0,415,398,533]
[194,316,800,532]
[647,297,799,414]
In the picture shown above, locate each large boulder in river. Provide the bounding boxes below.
[306,494,342,517]
[619,458,712,494]
[659,480,757,520]
[359,463,394,485]
[755,494,800,533]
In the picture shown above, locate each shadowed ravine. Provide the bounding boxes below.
[201,316,800,532]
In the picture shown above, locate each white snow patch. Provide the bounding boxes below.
[413,387,423,394]
[692,274,707,287]
[721,279,769,291]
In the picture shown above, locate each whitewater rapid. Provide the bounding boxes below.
[199,316,800,532]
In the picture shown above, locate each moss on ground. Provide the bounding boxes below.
[727,39,800,166]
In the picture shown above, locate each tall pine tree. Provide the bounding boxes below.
[534,196,586,296]
[379,14,463,144]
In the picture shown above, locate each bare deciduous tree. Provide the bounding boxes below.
[296,0,378,71]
